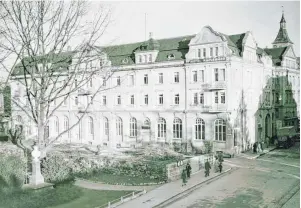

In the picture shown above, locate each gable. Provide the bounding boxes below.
[283,46,296,59]
[242,32,257,49]
[189,26,225,46]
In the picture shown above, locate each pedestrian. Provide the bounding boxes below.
[253,142,257,153]
[186,162,192,179]
[181,168,187,186]
[218,162,223,173]
[204,159,211,177]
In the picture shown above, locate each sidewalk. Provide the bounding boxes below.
[236,146,277,160]
[116,165,233,208]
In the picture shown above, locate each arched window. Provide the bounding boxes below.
[54,116,59,134]
[173,118,182,138]
[195,118,205,140]
[130,117,137,137]
[104,117,109,136]
[64,116,70,138]
[116,117,123,136]
[157,117,166,138]
[88,116,94,136]
[214,119,226,141]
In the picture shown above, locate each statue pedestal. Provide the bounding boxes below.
[29,160,45,185]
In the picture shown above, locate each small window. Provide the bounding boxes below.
[158,73,163,84]
[214,68,219,81]
[221,69,225,81]
[102,77,106,86]
[102,96,107,106]
[130,95,135,105]
[215,92,218,103]
[221,92,225,104]
[199,93,204,104]
[174,72,179,83]
[215,47,219,57]
[193,93,198,105]
[75,96,78,105]
[144,74,148,85]
[117,95,121,105]
[175,94,180,105]
[192,71,197,82]
[203,48,206,58]
[117,76,121,86]
[167,54,175,60]
[210,48,213,57]
[159,94,163,105]
[149,54,152,62]
[122,58,128,64]
[198,49,201,58]
[129,75,135,86]
[144,94,148,105]
[139,55,142,63]
[200,70,204,82]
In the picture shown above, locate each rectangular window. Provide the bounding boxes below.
[149,54,152,62]
[144,74,148,85]
[221,69,225,81]
[221,92,225,104]
[200,70,204,82]
[203,48,206,58]
[144,94,148,105]
[215,92,218,103]
[63,98,68,106]
[175,94,180,105]
[193,71,197,82]
[102,77,106,86]
[75,96,78,105]
[199,93,204,104]
[174,72,179,83]
[75,79,78,87]
[130,95,135,105]
[117,95,121,105]
[159,73,163,84]
[144,55,147,63]
[214,68,219,81]
[89,79,93,87]
[198,49,201,58]
[210,48,213,57]
[193,93,198,105]
[159,94,163,105]
[90,96,93,104]
[129,75,134,86]
[215,47,218,57]
[102,96,106,106]
[117,76,121,86]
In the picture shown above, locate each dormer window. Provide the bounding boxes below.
[167,54,175,60]
[122,58,128,64]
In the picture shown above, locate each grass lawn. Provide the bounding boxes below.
[0,183,132,208]
[80,172,162,185]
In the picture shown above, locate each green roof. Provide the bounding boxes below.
[264,47,287,66]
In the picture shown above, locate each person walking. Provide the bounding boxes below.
[186,163,192,179]
[181,168,187,186]
[204,159,211,177]
[218,161,223,173]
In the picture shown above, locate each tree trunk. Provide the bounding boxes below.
[38,103,45,149]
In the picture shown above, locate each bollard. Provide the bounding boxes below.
[108,201,111,208]
[121,196,124,202]
[132,192,135,199]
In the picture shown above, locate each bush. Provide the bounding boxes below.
[203,140,213,154]
[0,155,25,194]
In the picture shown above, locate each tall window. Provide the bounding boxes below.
[75,79,78,87]
[214,68,219,81]
[215,119,226,141]
[199,93,204,104]
[159,73,163,84]
[144,55,147,62]
[221,92,225,104]
[144,94,148,105]
[54,116,59,134]
[130,117,137,137]
[116,117,123,136]
[104,117,109,136]
[200,70,204,82]
[64,116,70,138]
[159,94,163,105]
[63,97,68,106]
[203,48,206,58]
[102,77,106,86]
[117,95,121,105]
[215,92,219,103]
[89,79,93,87]
[129,75,134,86]
[88,117,94,136]
[139,55,142,63]
[173,118,182,138]
[144,74,148,85]
[195,118,205,140]
[210,48,213,57]
[221,69,225,81]
[215,47,218,57]
[102,95,107,106]
[175,94,180,105]
[149,54,152,62]
[77,116,81,140]
[193,71,197,82]
[193,93,198,105]
[174,72,179,83]
[157,118,166,138]
[198,49,201,58]
[130,95,135,105]
[117,76,121,86]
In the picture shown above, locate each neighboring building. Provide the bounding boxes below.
[10,12,300,153]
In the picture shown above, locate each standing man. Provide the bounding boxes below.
[204,159,211,177]
[181,168,187,186]
[186,162,192,179]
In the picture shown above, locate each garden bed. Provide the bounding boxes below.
[0,182,133,208]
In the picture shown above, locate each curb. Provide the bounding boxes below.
[268,183,300,208]
[237,147,277,160]
[152,167,237,208]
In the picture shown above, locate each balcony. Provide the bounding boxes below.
[78,89,92,96]
[201,81,226,91]
[203,104,227,113]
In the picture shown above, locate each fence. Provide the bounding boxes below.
[94,190,146,208]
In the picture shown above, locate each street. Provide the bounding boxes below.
[165,144,300,208]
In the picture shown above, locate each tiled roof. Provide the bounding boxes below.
[273,27,293,44]
[264,47,287,66]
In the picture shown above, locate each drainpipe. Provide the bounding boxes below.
[184,63,188,152]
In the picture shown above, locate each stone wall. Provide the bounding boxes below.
[166,154,213,182]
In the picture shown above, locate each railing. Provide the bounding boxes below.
[202,105,227,113]
[201,81,226,90]
[95,190,146,208]
[78,89,92,96]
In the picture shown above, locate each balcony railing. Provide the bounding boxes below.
[78,89,92,96]
[203,104,227,113]
[201,81,226,90]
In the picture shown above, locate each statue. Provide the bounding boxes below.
[29,145,45,186]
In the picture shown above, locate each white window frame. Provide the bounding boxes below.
[157,117,166,138]
[130,95,135,105]
[193,93,198,105]
[116,117,123,136]
[158,94,164,105]
[129,75,135,86]
[173,118,182,138]
[221,92,225,104]
[174,72,179,83]
[117,95,121,105]
[144,74,148,85]
[117,76,121,86]
[199,93,204,104]
[195,118,205,140]
[102,95,107,106]
[64,116,70,138]
[144,94,148,105]
[192,71,197,82]
[130,117,137,137]
[174,94,180,105]
[158,73,163,84]
[104,117,109,136]
[214,68,219,81]
[200,70,204,82]
[214,119,226,141]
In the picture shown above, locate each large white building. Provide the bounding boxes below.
[11,12,300,153]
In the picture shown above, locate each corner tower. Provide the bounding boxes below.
[272,9,293,48]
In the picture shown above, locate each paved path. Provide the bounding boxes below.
[74,179,159,192]
[236,146,277,160]
[116,165,232,208]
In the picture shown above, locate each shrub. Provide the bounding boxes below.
[203,140,213,154]
[0,155,25,193]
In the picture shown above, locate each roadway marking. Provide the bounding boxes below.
[256,158,300,168]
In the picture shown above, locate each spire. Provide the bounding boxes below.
[272,7,293,48]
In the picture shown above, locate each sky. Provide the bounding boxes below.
[93,1,300,56]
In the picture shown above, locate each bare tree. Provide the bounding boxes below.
[0,1,113,156]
